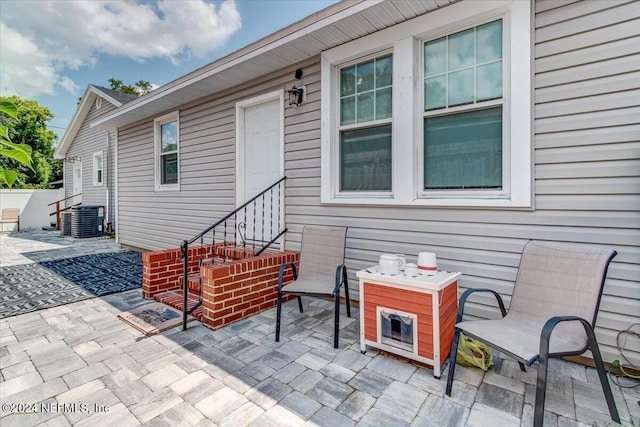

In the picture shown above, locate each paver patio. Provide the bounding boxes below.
[1,231,638,426]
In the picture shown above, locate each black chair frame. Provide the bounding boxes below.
[275,262,351,349]
[446,282,620,427]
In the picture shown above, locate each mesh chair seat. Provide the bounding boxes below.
[458,315,588,364]
[281,278,337,296]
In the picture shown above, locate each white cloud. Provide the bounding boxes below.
[0,0,241,98]
[0,23,57,97]
[58,76,80,95]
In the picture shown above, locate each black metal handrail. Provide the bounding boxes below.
[181,176,287,329]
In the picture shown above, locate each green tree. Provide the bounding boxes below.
[0,96,58,189]
[0,99,34,188]
[108,78,152,96]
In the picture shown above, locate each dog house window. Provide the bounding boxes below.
[378,307,416,353]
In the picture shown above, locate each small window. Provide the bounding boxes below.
[93,151,103,186]
[338,54,393,193]
[423,20,504,192]
[154,112,179,190]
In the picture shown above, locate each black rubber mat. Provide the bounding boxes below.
[0,251,142,318]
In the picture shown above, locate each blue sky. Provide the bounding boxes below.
[0,0,337,139]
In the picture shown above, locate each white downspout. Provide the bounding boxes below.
[105,132,110,225]
[114,128,119,243]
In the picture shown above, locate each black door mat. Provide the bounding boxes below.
[0,251,142,318]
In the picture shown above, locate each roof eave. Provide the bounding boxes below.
[92,0,382,129]
[54,85,124,159]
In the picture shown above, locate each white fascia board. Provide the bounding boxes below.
[54,88,95,159]
[54,85,123,159]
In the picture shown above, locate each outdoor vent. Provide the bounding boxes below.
[61,212,71,236]
[71,205,103,238]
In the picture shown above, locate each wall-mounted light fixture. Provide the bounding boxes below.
[287,85,305,107]
[63,156,81,163]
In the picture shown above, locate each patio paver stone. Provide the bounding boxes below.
[0,231,637,427]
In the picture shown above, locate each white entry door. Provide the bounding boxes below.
[72,160,82,204]
[236,91,284,247]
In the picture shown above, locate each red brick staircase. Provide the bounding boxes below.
[142,244,298,329]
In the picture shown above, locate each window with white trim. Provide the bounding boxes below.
[92,151,103,186]
[423,20,503,192]
[339,54,393,192]
[154,112,179,190]
[321,0,531,208]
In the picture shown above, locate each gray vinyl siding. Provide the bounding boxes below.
[64,101,117,226]
[117,61,315,250]
[115,0,639,365]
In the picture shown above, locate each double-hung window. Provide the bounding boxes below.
[338,54,393,193]
[423,20,503,193]
[321,0,531,208]
[93,151,103,186]
[154,112,179,190]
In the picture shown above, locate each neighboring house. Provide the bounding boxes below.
[54,85,138,232]
[95,0,639,366]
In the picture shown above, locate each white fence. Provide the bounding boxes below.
[0,189,64,231]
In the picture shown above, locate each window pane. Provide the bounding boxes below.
[97,170,102,183]
[340,66,356,96]
[448,28,474,70]
[161,121,178,153]
[448,69,474,106]
[341,55,393,126]
[357,92,374,123]
[357,60,375,92]
[476,62,502,101]
[423,19,503,112]
[424,107,502,190]
[161,153,178,185]
[375,87,392,120]
[340,96,355,126]
[477,20,502,64]
[340,125,392,191]
[376,55,393,87]
[425,76,446,110]
[424,37,446,76]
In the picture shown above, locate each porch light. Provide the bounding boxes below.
[287,85,305,106]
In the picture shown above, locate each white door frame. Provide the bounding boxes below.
[235,90,285,244]
[72,159,82,204]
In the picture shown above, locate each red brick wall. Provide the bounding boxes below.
[142,243,256,298]
[201,250,299,328]
[141,245,213,299]
[142,244,299,329]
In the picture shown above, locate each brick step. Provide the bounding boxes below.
[176,272,202,293]
[153,289,204,321]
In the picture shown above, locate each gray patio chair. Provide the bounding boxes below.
[1,208,20,232]
[275,226,351,348]
[445,241,619,427]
